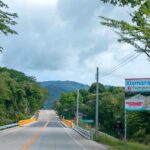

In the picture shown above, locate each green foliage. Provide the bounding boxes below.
[55,91,83,119]
[0,0,18,51]
[0,67,48,125]
[55,82,150,145]
[127,111,150,145]
[98,131,150,150]
[100,0,144,7]
[88,83,105,93]
[100,0,150,58]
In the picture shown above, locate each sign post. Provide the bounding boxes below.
[76,89,79,127]
[124,109,127,149]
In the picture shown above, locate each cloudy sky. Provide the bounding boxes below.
[0,0,150,86]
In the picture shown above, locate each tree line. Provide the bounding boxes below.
[55,83,150,145]
[0,67,48,125]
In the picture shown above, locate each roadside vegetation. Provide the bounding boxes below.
[0,67,48,125]
[55,83,150,147]
[98,131,150,150]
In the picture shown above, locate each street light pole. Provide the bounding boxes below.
[95,67,99,141]
[76,89,79,126]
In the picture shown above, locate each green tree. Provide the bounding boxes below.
[55,92,83,119]
[0,0,18,51]
[88,83,105,93]
[100,0,145,7]
[100,0,150,59]
[0,67,48,125]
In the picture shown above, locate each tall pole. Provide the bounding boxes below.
[76,89,79,126]
[95,67,99,141]
[124,109,127,149]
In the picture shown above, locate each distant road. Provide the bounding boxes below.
[0,110,109,150]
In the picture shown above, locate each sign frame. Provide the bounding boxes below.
[125,78,150,111]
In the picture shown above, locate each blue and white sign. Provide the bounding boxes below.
[125,78,150,111]
[125,78,150,92]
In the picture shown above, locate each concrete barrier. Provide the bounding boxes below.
[0,123,18,130]
[0,117,37,130]
[62,120,73,128]
[18,118,36,126]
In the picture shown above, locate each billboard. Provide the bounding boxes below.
[125,78,150,111]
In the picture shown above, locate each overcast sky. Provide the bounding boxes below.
[0,0,150,86]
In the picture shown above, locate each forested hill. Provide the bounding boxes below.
[0,67,48,125]
[39,81,89,109]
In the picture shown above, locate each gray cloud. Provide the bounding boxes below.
[0,0,149,86]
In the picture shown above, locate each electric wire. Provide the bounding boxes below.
[102,52,141,77]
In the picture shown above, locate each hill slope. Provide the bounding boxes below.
[39,81,89,109]
[0,67,47,125]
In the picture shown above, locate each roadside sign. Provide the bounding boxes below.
[125,78,150,92]
[125,78,150,111]
[79,120,94,123]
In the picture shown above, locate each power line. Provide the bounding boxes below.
[118,51,136,63]
[107,52,137,72]
[106,53,141,76]
[102,52,141,77]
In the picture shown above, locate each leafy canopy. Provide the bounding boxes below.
[100,0,145,7]
[0,67,48,125]
[100,0,150,59]
[0,0,18,51]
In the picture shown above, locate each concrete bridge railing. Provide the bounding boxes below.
[0,123,18,130]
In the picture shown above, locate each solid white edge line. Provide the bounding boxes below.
[59,121,88,150]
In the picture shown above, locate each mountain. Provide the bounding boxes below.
[39,81,89,109]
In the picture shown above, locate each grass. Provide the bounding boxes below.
[98,132,150,150]
[77,123,150,150]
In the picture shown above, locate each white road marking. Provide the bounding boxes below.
[62,125,88,150]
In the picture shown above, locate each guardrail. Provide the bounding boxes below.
[18,118,36,126]
[62,119,93,140]
[73,125,93,140]
[0,123,18,131]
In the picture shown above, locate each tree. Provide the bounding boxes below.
[100,0,150,59]
[100,0,145,7]
[0,67,48,125]
[0,0,18,51]
[55,91,83,119]
[88,83,105,93]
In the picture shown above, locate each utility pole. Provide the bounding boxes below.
[76,89,79,126]
[124,109,127,149]
[95,67,99,141]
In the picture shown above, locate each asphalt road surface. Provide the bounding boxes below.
[0,110,109,150]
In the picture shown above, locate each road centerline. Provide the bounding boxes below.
[18,121,49,150]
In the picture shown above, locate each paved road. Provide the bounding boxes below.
[0,110,109,150]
